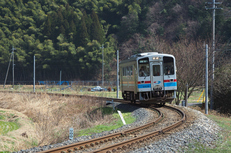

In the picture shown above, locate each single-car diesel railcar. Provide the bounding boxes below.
[119,52,177,104]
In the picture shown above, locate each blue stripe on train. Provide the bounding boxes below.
[138,84,151,88]
[138,82,177,88]
[164,82,177,87]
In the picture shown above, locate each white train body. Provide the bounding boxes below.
[119,52,177,103]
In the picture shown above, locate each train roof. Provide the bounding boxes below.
[120,52,174,64]
[130,52,158,58]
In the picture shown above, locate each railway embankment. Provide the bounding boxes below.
[14,103,221,153]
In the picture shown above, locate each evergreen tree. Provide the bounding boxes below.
[69,20,76,42]
[78,16,89,47]
[49,12,59,43]
[43,15,52,38]
[63,19,69,35]
[222,18,231,41]
[59,25,66,37]
[119,13,139,41]
[82,10,92,37]
[57,7,64,27]
[69,20,76,34]
[91,10,104,44]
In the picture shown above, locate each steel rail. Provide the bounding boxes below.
[39,107,163,153]
[89,105,185,153]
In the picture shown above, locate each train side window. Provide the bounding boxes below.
[123,67,125,76]
[130,66,133,75]
[128,66,131,76]
[126,67,129,76]
[153,65,160,76]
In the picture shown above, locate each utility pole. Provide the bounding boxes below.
[185,83,188,107]
[33,55,35,93]
[12,46,16,88]
[3,46,16,88]
[116,50,119,98]
[101,44,104,88]
[60,70,62,86]
[205,0,222,110]
[205,44,209,114]
[4,53,13,88]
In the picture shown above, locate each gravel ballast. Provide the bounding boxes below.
[129,106,222,153]
[15,103,222,153]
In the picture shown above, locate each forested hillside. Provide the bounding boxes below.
[0,0,230,81]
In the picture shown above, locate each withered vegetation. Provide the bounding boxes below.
[0,92,116,151]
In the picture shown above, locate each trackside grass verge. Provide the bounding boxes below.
[184,112,231,152]
[0,112,20,135]
[206,115,231,152]
[77,107,136,136]
[0,121,19,135]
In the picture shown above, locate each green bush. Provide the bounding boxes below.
[213,63,231,115]
[113,86,117,92]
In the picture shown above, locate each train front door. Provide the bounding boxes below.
[151,63,164,96]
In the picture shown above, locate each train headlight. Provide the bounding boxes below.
[152,57,159,60]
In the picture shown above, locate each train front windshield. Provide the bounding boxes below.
[163,56,174,75]
[138,58,150,77]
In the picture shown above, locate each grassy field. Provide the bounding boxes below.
[187,88,205,103]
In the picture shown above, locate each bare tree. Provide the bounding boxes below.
[165,40,213,104]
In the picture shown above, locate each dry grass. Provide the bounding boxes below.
[189,105,231,118]
[0,92,116,151]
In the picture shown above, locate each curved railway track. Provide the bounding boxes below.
[39,105,185,153]
[0,91,186,153]
[89,105,185,153]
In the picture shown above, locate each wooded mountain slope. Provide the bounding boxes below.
[0,0,230,81]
